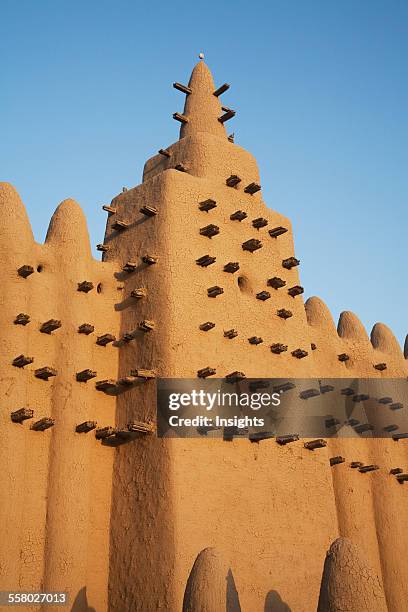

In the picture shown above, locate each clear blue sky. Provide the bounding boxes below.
[2,0,407,346]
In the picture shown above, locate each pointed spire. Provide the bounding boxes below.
[370,322,403,357]
[178,60,227,140]
[337,311,369,342]
[0,183,34,250]
[182,547,241,612]
[317,538,387,612]
[46,198,92,259]
[305,296,337,332]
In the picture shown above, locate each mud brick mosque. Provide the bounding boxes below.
[1,58,407,611]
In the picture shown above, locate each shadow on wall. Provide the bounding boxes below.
[71,587,96,612]
[226,569,241,611]
[264,590,292,612]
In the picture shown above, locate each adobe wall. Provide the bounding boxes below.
[0,184,119,611]
[103,175,178,611]
[104,162,408,610]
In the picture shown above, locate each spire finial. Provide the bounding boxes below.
[176,61,227,140]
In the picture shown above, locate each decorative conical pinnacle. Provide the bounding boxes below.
[178,61,228,140]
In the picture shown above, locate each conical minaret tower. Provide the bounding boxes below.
[103,59,408,611]
[179,59,228,139]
